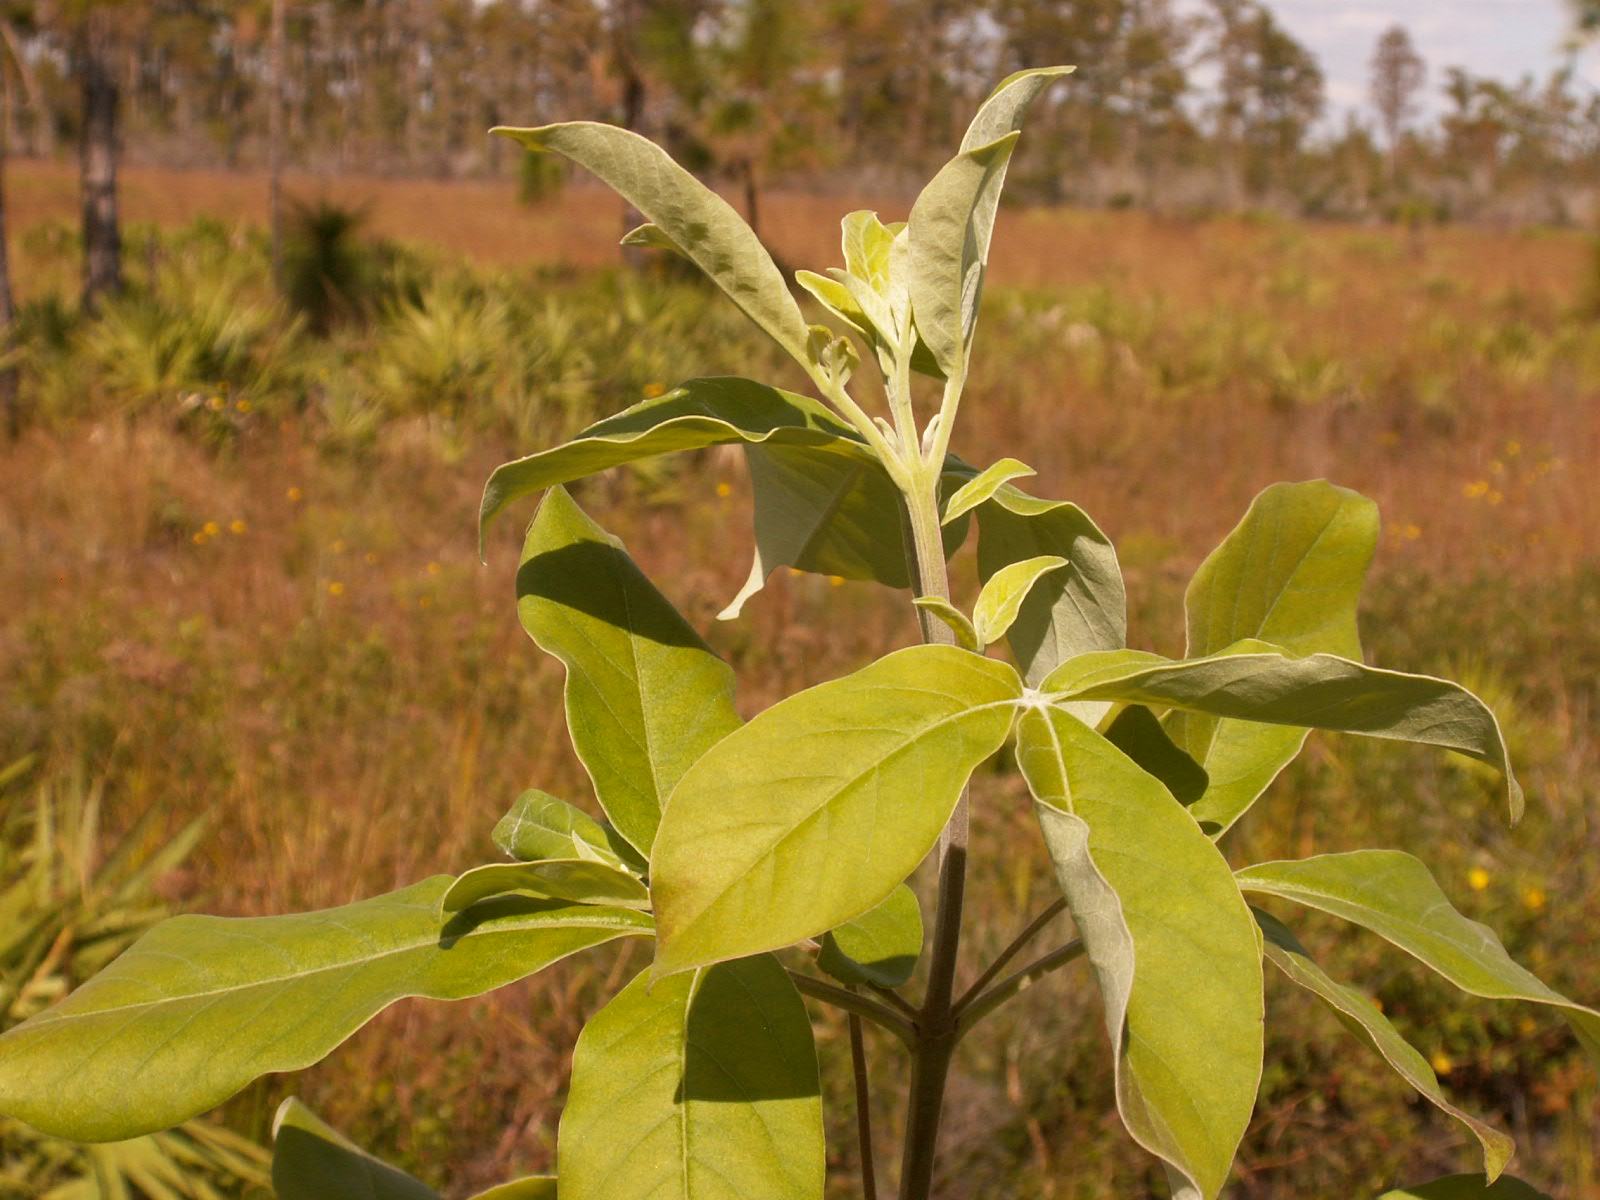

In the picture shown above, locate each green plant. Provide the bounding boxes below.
[0,70,1595,1200]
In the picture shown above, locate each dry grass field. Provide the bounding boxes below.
[3,159,1598,1197]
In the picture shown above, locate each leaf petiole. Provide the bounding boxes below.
[954,937,1085,1038]
[787,969,917,1047]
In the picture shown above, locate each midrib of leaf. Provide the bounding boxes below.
[675,695,1019,927]
[25,909,646,1022]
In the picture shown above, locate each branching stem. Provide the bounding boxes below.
[954,938,1085,1039]
[787,970,916,1048]
[954,897,1068,1015]
[849,1007,879,1200]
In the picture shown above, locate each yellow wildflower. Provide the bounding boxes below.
[1468,867,1490,891]
[1505,440,1521,456]
[192,531,209,545]
[287,486,303,503]
[1402,524,1421,540]
[236,399,253,414]
[229,519,247,535]
[427,561,442,576]
[203,521,221,537]
[1430,1051,1453,1075]
[1463,480,1490,499]
[715,482,732,498]
[829,575,845,586]
[1522,885,1546,911]
[328,581,345,596]
[207,395,225,411]
[643,381,667,398]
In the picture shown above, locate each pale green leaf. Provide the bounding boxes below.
[466,1179,558,1200]
[518,488,741,855]
[492,790,623,868]
[1102,705,1208,807]
[906,131,1019,377]
[961,66,1077,153]
[1169,480,1379,837]
[442,860,651,912]
[897,67,1069,376]
[493,123,810,365]
[1018,707,1262,1200]
[721,442,968,618]
[651,646,1021,978]
[818,884,923,988]
[558,955,821,1200]
[795,270,875,343]
[941,457,1036,525]
[913,597,979,651]
[841,210,897,293]
[1252,908,1513,1179]
[1379,1176,1553,1200]
[1237,852,1600,1066]
[973,554,1066,648]
[271,1097,441,1200]
[976,486,1125,685]
[480,377,867,543]
[0,879,652,1141]
[1046,641,1521,821]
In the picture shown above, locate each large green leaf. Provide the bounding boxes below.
[651,646,1021,978]
[0,878,651,1141]
[905,132,1019,377]
[721,443,970,618]
[817,884,923,988]
[975,486,1125,685]
[1379,1176,1554,1200]
[1252,908,1513,1179]
[1017,707,1263,1200]
[1237,852,1600,1065]
[518,487,741,855]
[492,123,811,366]
[558,955,822,1200]
[480,378,866,542]
[1169,481,1379,837]
[1185,481,1376,661]
[272,1097,441,1200]
[1045,641,1521,821]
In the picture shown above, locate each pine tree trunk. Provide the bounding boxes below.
[269,0,286,290]
[0,75,19,439]
[80,13,123,313]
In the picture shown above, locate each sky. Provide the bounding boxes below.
[1253,0,1598,118]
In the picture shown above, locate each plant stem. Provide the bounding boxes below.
[787,970,916,1047]
[953,898,1068,1014]
[898,473,965,1200]
[954,938,1085,1039]
[850,1008,879,1200]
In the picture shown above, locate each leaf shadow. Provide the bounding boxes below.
[517,541,708,651]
